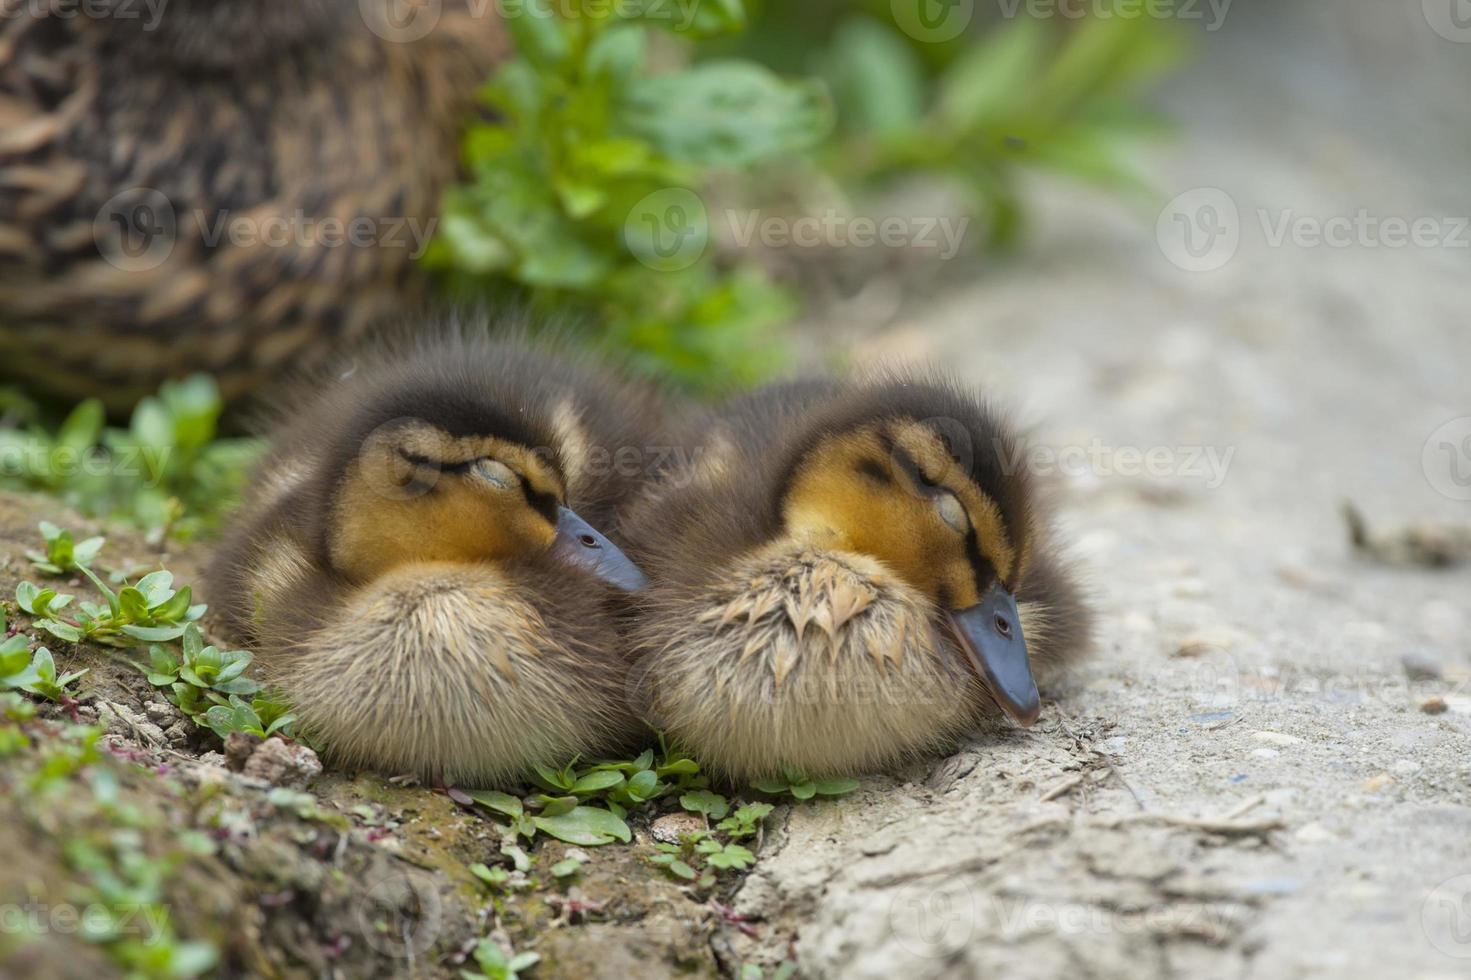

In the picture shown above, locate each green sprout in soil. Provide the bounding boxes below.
[0,376,260,541]
[750,768,859,800]
[460,937,540,980]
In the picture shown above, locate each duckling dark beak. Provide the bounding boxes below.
[948,583,1040,727]
[550,506,648,592]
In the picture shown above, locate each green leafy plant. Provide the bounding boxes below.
[27,520,105,575]
[203,695,297,741]
[464,788,632,847]
[145,622,261,703]
[718,801,774,840]
[751,768,859,800]
[15,526,205,647]
[427,0,830,391]
[649,789,775,883]
[0,629,87,703]
[0,375,260,539]
[0,706,220,977]
[772,4,1185,246]
[461,938,540,980]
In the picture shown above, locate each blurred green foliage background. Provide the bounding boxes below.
[1,0,1185,538]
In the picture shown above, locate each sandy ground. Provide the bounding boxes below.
[722,7,1471,976]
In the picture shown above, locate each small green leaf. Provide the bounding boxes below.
[501,841,531,872]
[626,768,660,800]
[470,862,510,888]
[150,585,193,623]
[38,620,82,644]
[467,790,524,820]
[532,806,632,846]
[571,770,625,795]
[120,624,187,642]
[550,857,582,878]
[812,777,860,796]
[680,790,730,819]
[537,795,579,818]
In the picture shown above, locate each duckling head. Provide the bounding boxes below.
[774,391,1040,726]
[324,411,647,593]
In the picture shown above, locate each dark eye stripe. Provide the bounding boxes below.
[520,482,560,525]
[890,442,1004,593]
[854,458,892,485]
[397,449,477,474]
[396,450,560,523]
[889,444,937,494]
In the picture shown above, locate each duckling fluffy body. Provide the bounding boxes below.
[0,1,509,410]
[622,377,1090,780]
[207,329,661,786]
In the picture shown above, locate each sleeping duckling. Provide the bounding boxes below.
[621,377,1090,781]
[206,329,659,787]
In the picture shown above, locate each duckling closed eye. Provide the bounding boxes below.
[206,327,663,787]
[620,376,1092,782]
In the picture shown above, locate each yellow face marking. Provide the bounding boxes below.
[328,422,565,583]
[782,423,1022,610]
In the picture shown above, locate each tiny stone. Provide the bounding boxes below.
[1295,823,1334,843]
[1391,759,1420,775]
[1420,696,1448,715]
[1172,627,1241,657]
[1251,747,1280,759]
[224,731,264,771]
[650,812,705,844]
[1361,773,1394,793]
[1252,731,1304,746]
[144,701,177,725]
[242,738,323,788]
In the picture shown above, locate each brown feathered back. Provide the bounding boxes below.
[0,1,510,410]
